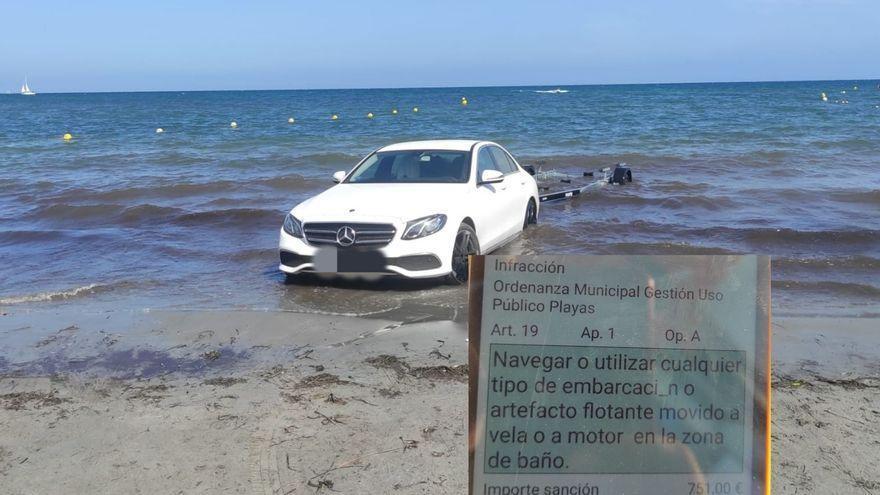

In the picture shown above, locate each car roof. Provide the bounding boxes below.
[378,140,482,152]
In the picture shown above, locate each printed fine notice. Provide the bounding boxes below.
[467,255,771,495]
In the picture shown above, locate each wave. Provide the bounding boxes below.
[91,182,245,201]
[171,207,282,227]
[534,89,569,94]
[588,242,737,255]
[521,153,689,169]
[292,152,363,168]
[117,204,185,224]
[519,151,871,174]
[732,187,880,206]
[0,229,64,245]
[32,203,132,223]
[230,247,278,261]
[652,223,878,246]
[773,255,880,271]
[30,203,182,225]
[38,175,318,204]
[0,282,127,305]
[536,220,880,253]
[0,178,23,193]
[739,227,880,245]
[828,189,880,205]
[571,191,738,210]
[0,229,118,250]
[650,181,712,194]
[252,175,323,190]
[151,151,213,167]
[772,280,880,298]
[26,202,286,229]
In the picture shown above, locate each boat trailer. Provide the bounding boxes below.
[521,163,633,203]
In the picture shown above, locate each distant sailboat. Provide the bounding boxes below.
[20,78,36,96]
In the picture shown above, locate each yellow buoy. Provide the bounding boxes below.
[230,121,238,128]
[366,112,374,119]
[331,114,339,120]
[62,133,73,141]
[287,117,295,124]
[156,128,164,133]
[391,108,398,115]
[412,107,419,113]
[461,97,468,106]
[821,92,828,102]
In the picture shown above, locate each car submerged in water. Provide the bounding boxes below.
[279,140,540,283]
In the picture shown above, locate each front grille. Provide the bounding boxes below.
[303,222,397,247]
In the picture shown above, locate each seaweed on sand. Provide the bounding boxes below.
[365,354,467,383]
[295,373,352,389]
[0,391,70,410]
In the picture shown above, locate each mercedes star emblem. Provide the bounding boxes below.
[336,226,356,247]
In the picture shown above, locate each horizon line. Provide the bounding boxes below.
[3,76,878,95]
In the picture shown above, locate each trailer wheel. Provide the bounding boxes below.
[610,165,632,185]
[523,199,538,229]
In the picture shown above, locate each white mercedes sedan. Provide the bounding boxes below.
[279,140,539,283]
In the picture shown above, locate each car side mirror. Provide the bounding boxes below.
[332,171,347,183]
[479,169,504,184]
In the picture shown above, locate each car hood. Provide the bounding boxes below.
[291,183,469,222]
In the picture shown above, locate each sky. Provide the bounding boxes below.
[1,0,878,93]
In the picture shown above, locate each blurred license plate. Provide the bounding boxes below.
[314,247,386,273]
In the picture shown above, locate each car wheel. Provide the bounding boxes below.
[447,223,480,285]
[523,199,538,229]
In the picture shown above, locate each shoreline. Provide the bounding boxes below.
[1,309,878,493]
[2,306,878,381]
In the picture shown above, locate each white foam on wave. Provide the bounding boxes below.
[0,283,107,305]
[534,88,569,94]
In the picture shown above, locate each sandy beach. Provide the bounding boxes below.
[0,307,877,494]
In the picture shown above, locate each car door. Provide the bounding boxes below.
[472,145,521,251]
[488,145,528,238]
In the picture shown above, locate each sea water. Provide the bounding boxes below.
[0,81,878,316]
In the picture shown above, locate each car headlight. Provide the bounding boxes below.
[402,214,447,240]
[282,213,303,238]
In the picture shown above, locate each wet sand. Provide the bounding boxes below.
[0,309,878,494]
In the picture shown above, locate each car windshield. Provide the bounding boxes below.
[346,150,471,183]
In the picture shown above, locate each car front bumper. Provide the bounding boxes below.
[278,226,455,279]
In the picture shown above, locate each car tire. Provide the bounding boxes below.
[523,199,538,229]
[447,223,480,285]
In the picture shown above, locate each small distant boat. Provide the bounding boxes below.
[20,78,36,96]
